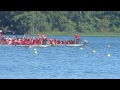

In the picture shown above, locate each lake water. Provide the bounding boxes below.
[0,36,120,79]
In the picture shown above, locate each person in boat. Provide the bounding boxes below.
[47,39,55,46]
[41,33,47,45]
[33,38,37,45]
[12,38,17,45]
[37,34,42,45]
[75,34,80,44]
[48,38,54,45]
[0,30,2,37]
[0,30,2,44]
[17,38,22,45]
[0,30,5,44]
[57,39,60,44]
[29,38,33,45]
[8,38,12,45]
[51,40,55,46]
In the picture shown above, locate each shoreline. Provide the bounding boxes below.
[29,31,120,37]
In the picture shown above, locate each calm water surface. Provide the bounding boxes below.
[0,36,120,79]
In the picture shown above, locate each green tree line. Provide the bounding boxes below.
[0,11,120,35]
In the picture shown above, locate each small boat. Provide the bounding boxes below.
[0,43,87,48]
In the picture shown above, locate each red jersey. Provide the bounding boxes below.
[0,32,2,36]
[37,39,41,44]
[75,34,80,39]
[33,39,37,44]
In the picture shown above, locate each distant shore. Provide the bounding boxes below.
[29,31,120,37]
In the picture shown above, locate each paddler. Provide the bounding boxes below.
[36,38,41,45]
[0,30,2,37]
[75,34,80,44]
[8,38,12,45]
[33,39,37,45]
[41,33,47,45]
[0,30,3,44]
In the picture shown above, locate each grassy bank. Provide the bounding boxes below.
[79,32,120,37]
[29,31,120,36]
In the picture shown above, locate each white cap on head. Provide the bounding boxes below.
[0,30,2,32]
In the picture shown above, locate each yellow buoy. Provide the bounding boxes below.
[80,48,83,50]
[34,51,38,54]
[107,54,111,57]
[92,50,96,53]
[108,45,110,47]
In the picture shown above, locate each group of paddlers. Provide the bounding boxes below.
[0,30,83,45]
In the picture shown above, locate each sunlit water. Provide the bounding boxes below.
[0,36,120,79]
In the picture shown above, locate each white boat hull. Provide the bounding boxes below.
[0,44,85,47]
[53,44,84,47]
